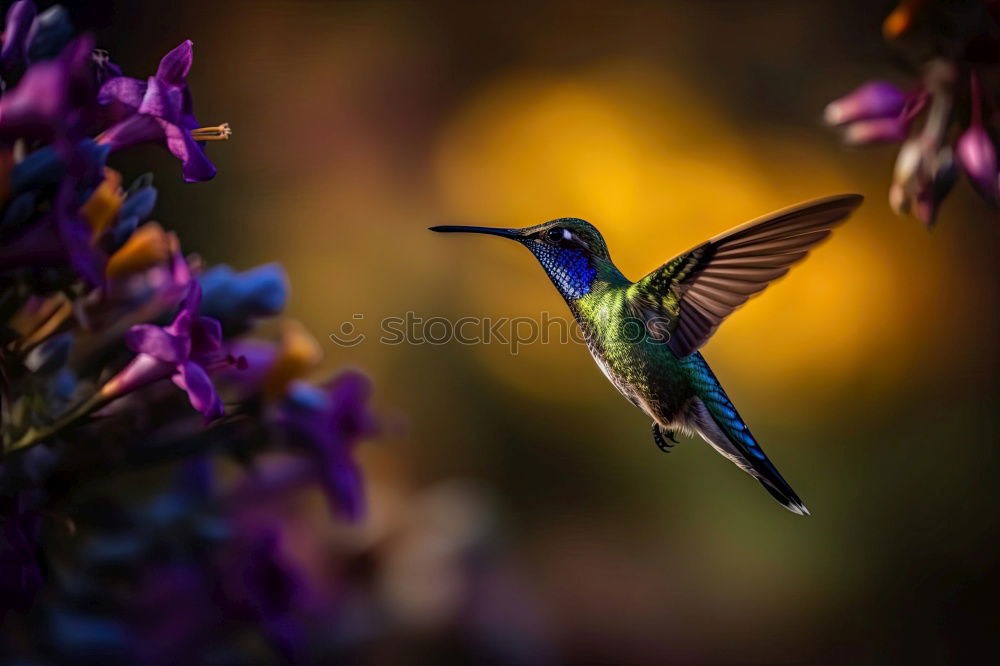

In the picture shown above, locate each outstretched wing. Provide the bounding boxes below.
[627,194,863,358]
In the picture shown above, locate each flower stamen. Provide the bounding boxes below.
[190,123,232,141]
[204,354,246,373]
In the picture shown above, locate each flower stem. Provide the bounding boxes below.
[3,392,113,457]
[970,70,982,126]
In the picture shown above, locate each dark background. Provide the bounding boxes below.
[57,1,1000,663]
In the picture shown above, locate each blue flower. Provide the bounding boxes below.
[0,2,73,71]
[8,137,109,194]
[199,263,289,334]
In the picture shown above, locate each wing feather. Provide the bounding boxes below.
[627,194,862,357]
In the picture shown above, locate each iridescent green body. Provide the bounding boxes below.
[430,194,863,514]
[575,274,690,426]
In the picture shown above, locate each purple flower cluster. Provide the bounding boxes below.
[0,3,376,659]
[824,1,1000,227]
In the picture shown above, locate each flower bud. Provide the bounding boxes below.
[844,117,910,145]
[198,263,289,335]
[824,81,908,126]
[890,135,956,227]
[956,125,999,204]
[105,222,174,278]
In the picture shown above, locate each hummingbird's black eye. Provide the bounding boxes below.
[546,227,566,243]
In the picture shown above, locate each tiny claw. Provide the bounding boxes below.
[652,423,674,453]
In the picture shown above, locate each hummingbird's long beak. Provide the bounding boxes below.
[428,225,524,239]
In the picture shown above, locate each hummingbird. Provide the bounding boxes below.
[430,194,862,515]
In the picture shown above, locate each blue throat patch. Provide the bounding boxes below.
[529,244,597,300]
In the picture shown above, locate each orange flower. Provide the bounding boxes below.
[883,0,926,40]
[81,167,124,239]
[105,222,179,278]
[264,320,323,399]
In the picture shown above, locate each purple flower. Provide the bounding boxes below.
[890,134,957,228]
[90,48,121,86]
[220,527,308,663]
[216,320,321,401]
[276,371,375,520]
[0,494,43,620]
[0,0,36,69]
[97,41,228,182]
[215,339,278,398]
[885,61,959,228]
[842,116,911,145]
[105,222,193,311]
[957,125,1000,204]
[824,80,909,126]
[956,73,999,205]
[0,140,110,285]
[826,14,1000,227]
[825,80,928,148]
[129,563,219,666]
[0,34,95,145]
[100,283,242,421]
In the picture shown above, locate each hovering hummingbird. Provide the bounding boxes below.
[430,194,862,515]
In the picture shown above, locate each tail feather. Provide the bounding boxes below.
[683,354,809,515]
[756,475,810,516]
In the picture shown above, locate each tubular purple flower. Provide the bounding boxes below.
[887,60,958,227]
[0,34,95,146]
[957,125,1000,203]
[843,116,911,145]
[91,48,122,87]
[99,283,243,422]
[0,141,109,285]
[956,73,999,204]
[824,80,908,126]
[220,527,308,662]
[215,339,277,396]
[96,40,228,183]
[98,115,217,183]
[0,59,69,136]
[275,372,376,520]
[0,0,37,69]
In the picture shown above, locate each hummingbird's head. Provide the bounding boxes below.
[429,218,618,300]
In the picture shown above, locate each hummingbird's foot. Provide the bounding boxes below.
[652,423,676,453]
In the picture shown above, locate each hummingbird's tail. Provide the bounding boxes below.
[683,355,810,516]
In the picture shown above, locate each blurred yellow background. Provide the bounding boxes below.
[87,0,1000,662]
